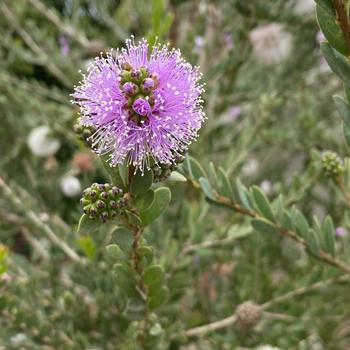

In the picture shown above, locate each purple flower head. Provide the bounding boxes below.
[132,98,151,116]
[72,37,205,170]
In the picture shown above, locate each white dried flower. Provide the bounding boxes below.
[27,126,60,157]
[256,346,281,350]
[242,157,259,176]
[293,0,316,15]
[10,333,27,346]
[60,176,82,197]
[249,23,293,65]
[260,180,273,195]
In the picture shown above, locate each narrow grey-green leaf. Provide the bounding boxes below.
[306,230,321,257]
[321,42,350,86]
[322,216,336,257]
[236,179,252,210]
[315,0,334,14]
[186,156,207,182]
[334,95,350,126]
[199,177,216,200]
[251,218,277,235]
[252,186,275,221]
[293,210,310,240]
[317,4,348,55]
[218,167,233,198]
[343,122,350,147]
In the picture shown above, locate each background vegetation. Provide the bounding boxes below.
[1,0,349,349]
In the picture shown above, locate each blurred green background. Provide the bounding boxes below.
[1,0,349,349]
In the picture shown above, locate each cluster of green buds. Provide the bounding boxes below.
[321,151,345,178]
[119,62,159,125]
[151,153,186,182]
[80,183,127,222]
[73,117,95,147]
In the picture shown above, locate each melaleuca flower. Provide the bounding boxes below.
[72,37,205,171]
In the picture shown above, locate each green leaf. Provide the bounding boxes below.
[140,187,171,226]
[125,210,141,226]
[118,162,129,187]
[76,235,96,260]
[280,209,294,231]
[208,162,219,188]
[144,265,165,287]
[124,297,146,321]
[100,155,124,187]
[343,122,350,147]
[218,167,233,198]
[185,156,207,182]
[321,42,350,86]
[113,263,137,296]
[134,189,154,212]
[130,169,153,196]
[334,95,350,126]
[306,230,321,257]
[106,244,127,262]
[112,227,134,252]
[236,179,252,210]
[199,177,216,200]
[317,4,348,55]
[148,286,169,310]
[322,216,336,257]
[167,171,187,182]
[137,245,154,266]
[292,210,310,240]
[315,0,334,15]
[77,214,100,235]
[252,186,275,221]
[251,218,277,235]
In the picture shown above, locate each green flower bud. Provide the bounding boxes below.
[80,183,124,222]
[321,151,345,178]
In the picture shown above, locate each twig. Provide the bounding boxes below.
[181,235,243,255]
[179,274,350,338]
[0,177,85,265]
[21,226,50,260]
[130,223,149,349]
